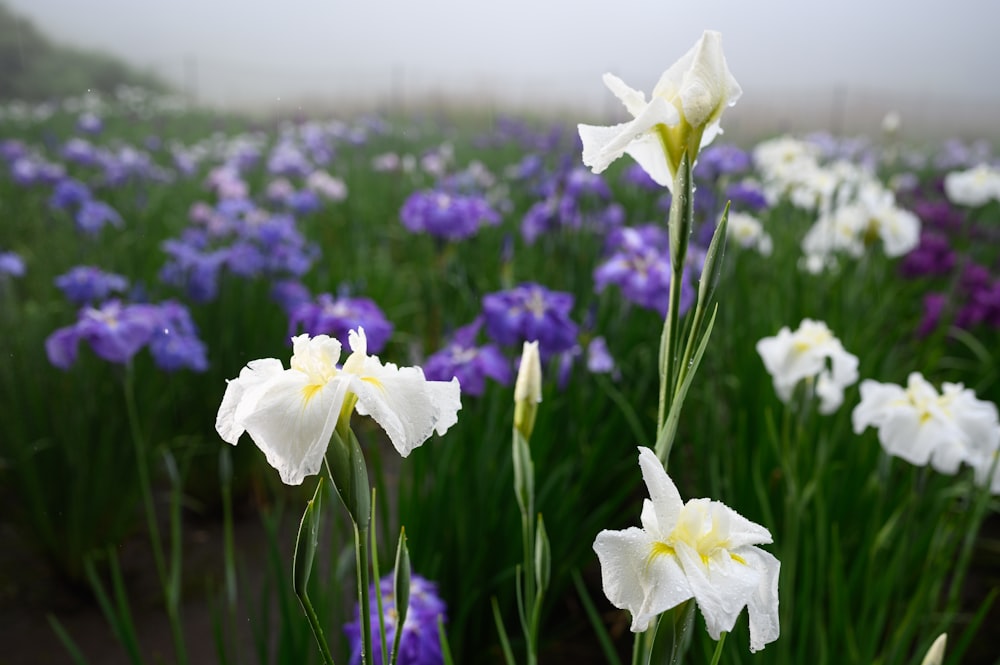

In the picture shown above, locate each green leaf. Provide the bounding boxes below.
[533,514,550,595]
[391,527,411,665]
[326,428,372,529]
[647,600,695,665]
[293,476,324,598]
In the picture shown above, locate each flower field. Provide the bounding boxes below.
[2,34,1000,665]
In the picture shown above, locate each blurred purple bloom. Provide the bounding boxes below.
[911,199,965,233]
[899,232,956,278]
[482,283,578,356]
[160,239,229,303]
[285,188,321,215]
[594,225,694,317]
[917,293,946,337]
[45,300,159,369]
[344,574,446,665]
[270,279,312,314]
[0,251,25,278]
[695,144,751,180]
[49,177,92,211]
[556,336,618,389]
[77,113,103,135]
[76,200,124,234]
[400,189,501,240]
[55,265,129,305]
[289,292,393,353]
[148,300,209,372]
[724,181,769,212]
[621,163,661,191]
[423,319,512,396]
[62,138,98,166]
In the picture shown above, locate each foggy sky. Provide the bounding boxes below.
[8,0,1000,122]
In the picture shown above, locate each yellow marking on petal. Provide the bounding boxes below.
[730,552,747,565]
[647,541,676,568]
[362,376,385,392]
[301,383,323,404]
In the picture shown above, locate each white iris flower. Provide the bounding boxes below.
[578,30,742,189]
[852,372,1000,475]
[756,320,859,414]
[216,328,461,485]
[593,447,780,652]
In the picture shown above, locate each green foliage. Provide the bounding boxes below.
[0,2,169,100]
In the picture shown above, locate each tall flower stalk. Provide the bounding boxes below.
[581,30,780,663]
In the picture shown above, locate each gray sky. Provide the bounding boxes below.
[8,0,1000,133]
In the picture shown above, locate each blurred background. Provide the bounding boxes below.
[3,0,1000,139]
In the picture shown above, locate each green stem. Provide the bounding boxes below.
[708,632,728,665]
[356,523,373,665]
[123,364,187,664]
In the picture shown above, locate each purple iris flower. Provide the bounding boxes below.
[45,300,160,369]
[481,283,579,357]
[288,292,393,353]
[899,232,956,278]
[62,138,98,166]
[594,225,694,317]
[724,182,769,212]
[148,300,209,372]
[285,188,321,215]
[0,251,25,278]
[344,574,447,665]
[55,265,129,305]
[695,144,751,181]
[77,113,103,135]
[423,319,512,396]
[621,163,661,191]
[270,279,312,314]
[160,239,229,303]
[911,199,965,233]
[76,200,124,234]
[556,336,617,389]
[49,178,92,211]
[917,293,947,337]
[400,189,501,241]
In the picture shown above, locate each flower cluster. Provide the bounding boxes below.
[756,319,859,414]
[400,189,500,241]
[853,372,1000,490]
[344,574,447,665]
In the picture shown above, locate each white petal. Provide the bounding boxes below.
[593,527,692,632]
[602,73,648,117]
[739,546,781,652]
[852,379,905,434]
[675,541,756,640]
[350,364,461,457]
[216,358,284,444]
[578,97,678,176]
[638,447,683,538]
[239,371,347,485]
[623,133,674,188]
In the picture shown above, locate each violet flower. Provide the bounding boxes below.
[55,265,129,305]
[423,318,512,396]
[0,251,26,278]
[400,189,501,241]
[76,200,124,234]
[481,283,579,357]
[148,300,209,372]
[45,300,160,369]
[344,574,447,665]
[288,292,393,354]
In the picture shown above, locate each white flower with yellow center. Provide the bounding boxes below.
[593,447,780,652]
[852,372,1000,474]
[216,328,461,485]
[578,30,741,189]
[756,319,859,414]
[943,164,1000,208]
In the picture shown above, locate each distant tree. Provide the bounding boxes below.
[0,2,170,101]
